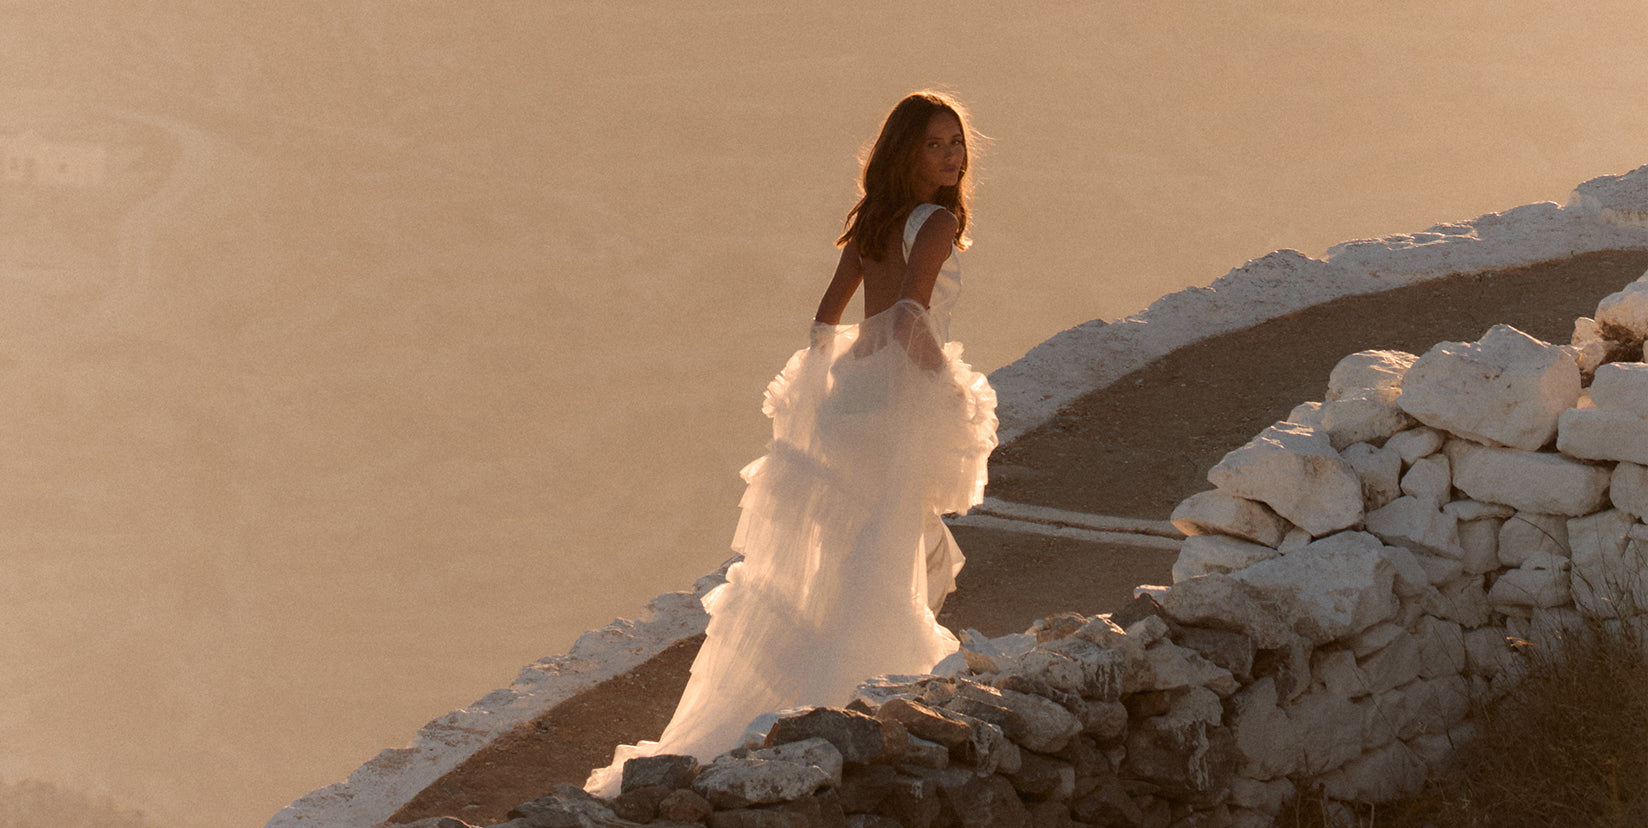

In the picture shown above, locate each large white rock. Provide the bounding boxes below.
[1340,442,1401,511]
[1568,509,1648,618]
[1326,350,1418,402]
[1172,534,1281,583]
[1399,324,1581,450]
[1208,421,1365,536]
[1170,489,1290,547]
[1589,362,1648,413]
[1611,462,1648,519]
[1365,496,1461,557]
[1232,531,1398,644]
[1594,271,1648,340]
[1498,512,1570,567]
[1447,440,1611,516]
[1557,407,1648,464]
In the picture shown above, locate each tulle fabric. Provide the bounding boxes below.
[585,298,997,796]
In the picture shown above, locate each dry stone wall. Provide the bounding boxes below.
[394,271,1648,828]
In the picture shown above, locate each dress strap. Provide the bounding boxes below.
[902,203,944,261]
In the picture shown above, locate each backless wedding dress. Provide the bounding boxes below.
[585,204,998,795]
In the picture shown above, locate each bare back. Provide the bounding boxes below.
[859,232,910,318]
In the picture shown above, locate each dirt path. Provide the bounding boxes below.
[386,249,1648,827]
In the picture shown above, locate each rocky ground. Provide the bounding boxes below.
[385,249,1648,827]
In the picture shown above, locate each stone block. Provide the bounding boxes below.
[1228,775,1295,815]
[1443,498,1515,521]
[1157,574,1295,649]
[1569,509,1648,617]
[1288,691,1364,775]
[1005,751,1075,802]
[1377,544,1430,598]
[1415,552,1464,586]
[1326,349,1417,401]
[693,758,831,809]
[1171,534,1281,583]
[1365,495,1461,556]
[1463,627,1516,677]
[1590,361,1648,412]
[1557,406,1648,464]
[1498,512,1570,567]
[1612,462,1648,519]
[1207,420,1364,535]
[1448,440,1611,516]
[750,738,845,787]
[1398,324,1581,449]
[1457,517,1502,575]
[1340,441,1402,512]
[1321,391,1416,450]
[766,708,889,764]
[1487,553,1571,610]
[1229,677,1301,779]
[1142,640,1237,697]
[1596,276,1648,340]
[1316,740,1427,803]
[992,686,1083,754]
[1170,489,1291,547]
[1424,575,1492,628]
[1357,631,1421,695]
[1384,426,1444,465]
[1349,622,1404,658]
[1400,454,1452,507]
[1174,626,1256,679]
[658,789,714,824]
[1232,531,1398,644]
[622,754,700,793]
[1415,616,1466,679]
[1400,675,1471,737]
[1312,648,1369,699]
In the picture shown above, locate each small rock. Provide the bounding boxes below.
[1340,441,1402,511]
[1170,489,1290,547]
[623,754,700,793]
[750,737,844,787]
[1610,462,1648,519]
[766,708,888,764]
[1384,426,1445,465]
[692,758,831,809]
[1171,534,1280,582]
[658,789,714,824]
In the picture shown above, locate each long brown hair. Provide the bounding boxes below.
[838,90,976,261]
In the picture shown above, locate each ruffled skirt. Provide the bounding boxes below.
[586,300,996,795]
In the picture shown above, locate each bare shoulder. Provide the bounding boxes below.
[911,207,959,250]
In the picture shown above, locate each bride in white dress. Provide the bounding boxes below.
[586,90,997,796]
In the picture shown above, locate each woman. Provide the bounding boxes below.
[586,91,997,795]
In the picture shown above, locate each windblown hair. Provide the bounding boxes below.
[838,90,976,261]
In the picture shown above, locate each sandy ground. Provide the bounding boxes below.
[385,249,1648,827]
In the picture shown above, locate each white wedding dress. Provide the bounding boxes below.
[585,204,998,795]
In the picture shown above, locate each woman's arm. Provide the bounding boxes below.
[899,208,959,307]
[813,245,864,325]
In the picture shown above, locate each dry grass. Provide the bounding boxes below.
[1281,616,1648,828]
